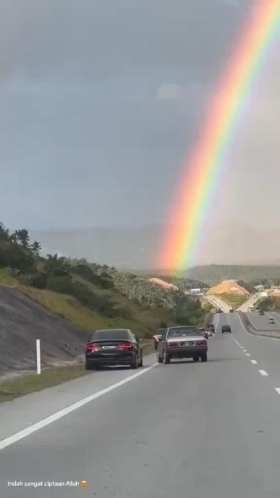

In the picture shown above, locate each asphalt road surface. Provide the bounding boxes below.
[1,313,280,497]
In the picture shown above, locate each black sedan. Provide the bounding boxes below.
[85,329,143,370]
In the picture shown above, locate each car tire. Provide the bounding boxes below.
[158,355,163,363]
[201,353,207,362]
[193,355,199,362]
[139,354,143,367]
[163,352,170,364]
[131,354,138,369]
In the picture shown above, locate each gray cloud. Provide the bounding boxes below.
[2,0,278,263]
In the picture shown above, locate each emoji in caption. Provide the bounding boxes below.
[80,480,88,488]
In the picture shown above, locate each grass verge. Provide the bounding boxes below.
[0,365,88,403]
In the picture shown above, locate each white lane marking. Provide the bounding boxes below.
[251,360,258,365]
[275,388,280,395]
[245,353,251,357]
[258,369,269,377]
[243,349,247,353]
[0,364,157,451]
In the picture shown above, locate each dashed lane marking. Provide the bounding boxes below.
[258,369,269,377]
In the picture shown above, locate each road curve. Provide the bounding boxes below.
[1,316,280,497]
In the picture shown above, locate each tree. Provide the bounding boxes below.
[0,223,9,241]
[14,229,30,248]
[45,254,70,274]
[31,241,41,257]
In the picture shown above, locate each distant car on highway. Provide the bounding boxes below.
[221,325,232,334]
[157,326,208,364]
[229,308,234,313]
[259,310,265,315]
[269,317,275,324]
[85,329,143,370]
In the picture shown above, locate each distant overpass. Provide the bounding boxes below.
[203,295,231,313]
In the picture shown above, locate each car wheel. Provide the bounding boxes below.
[131,354,138,369]
[158,354,163,363]
[139,354,143,367]
[201,353,207,362]
[163,352,170,364]
[193,355,199,362]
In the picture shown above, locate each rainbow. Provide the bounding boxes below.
[159,0,280,272]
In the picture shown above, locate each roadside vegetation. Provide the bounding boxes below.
[257,296,280,312]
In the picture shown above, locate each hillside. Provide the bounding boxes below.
[186,265,280,285]
[0,286,85,376]
[208,280,249,296]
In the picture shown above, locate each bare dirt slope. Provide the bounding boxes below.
[0,287,86,376]
[208,280,249,296]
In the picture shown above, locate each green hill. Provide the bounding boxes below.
[186,265,280,285]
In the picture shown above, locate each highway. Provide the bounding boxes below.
[1,313,280,496]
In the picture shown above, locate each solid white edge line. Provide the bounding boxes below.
[251,360,258,365]
[275,388,280,395]
[0,363,157,451]
[258,369,269,377]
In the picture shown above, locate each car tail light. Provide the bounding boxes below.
[196,340,207,347]
[118,342,134,351]
[86,343,100,353]
[167,342,176,348]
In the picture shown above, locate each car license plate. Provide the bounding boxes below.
[102,345,116,350]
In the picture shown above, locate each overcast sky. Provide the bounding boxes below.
[0,0,279,232]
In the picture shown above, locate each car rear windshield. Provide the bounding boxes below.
[222,326,231,330]
[167,327,199,337]
[90,330,131,341]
